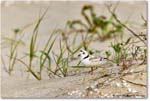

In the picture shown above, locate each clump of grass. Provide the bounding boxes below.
[26,7,50,80]
[67,5,124,41]
[107,34,146,70]
[29,8,48,68]
[2,7,71,80]
[39,30,57,79]
[13,7,50,80]
[50,39,69,77]
[110,42,127,66]
[2,27,26,74]
[1,19,37,74]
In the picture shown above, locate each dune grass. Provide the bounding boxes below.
[1,4,147,80]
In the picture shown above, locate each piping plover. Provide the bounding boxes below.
[78,49,107,66]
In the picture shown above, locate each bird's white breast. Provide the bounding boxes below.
[81,58,92,66]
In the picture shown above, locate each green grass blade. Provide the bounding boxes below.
[29,7,49,66]
[40,36,57,73]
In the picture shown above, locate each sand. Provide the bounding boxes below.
[1,1,147,98]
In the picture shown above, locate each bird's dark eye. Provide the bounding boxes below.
[80,50,83,52]
[83,52,85,54]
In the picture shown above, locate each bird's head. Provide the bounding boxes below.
[78,49,89,60]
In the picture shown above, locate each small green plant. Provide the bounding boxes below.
[111,42,122,65]
[109,35,146,68]
[51,39,70,77]
[3,28,26,74]
[110,40,129,66]
[67,5,124,41]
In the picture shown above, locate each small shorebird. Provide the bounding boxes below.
[78,49,107,73]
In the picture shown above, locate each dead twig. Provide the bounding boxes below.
[1,55,9,74]
[106,5,146,45]
[89,69,146,88]
[120,77,146,86]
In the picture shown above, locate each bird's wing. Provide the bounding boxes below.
[89,57,101,62]
[89,56,107,62]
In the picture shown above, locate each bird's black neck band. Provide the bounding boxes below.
[83,54,89,60]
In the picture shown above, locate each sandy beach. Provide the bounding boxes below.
[1,1,147,98]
